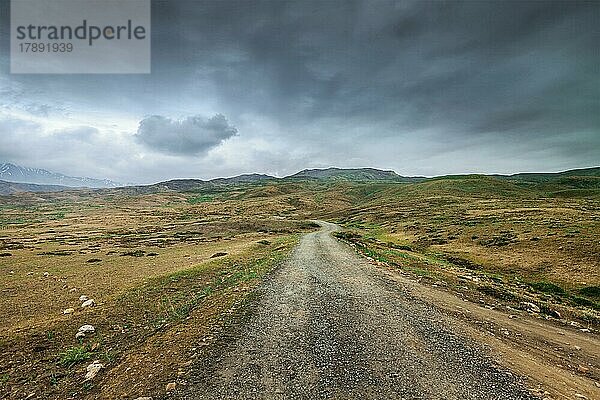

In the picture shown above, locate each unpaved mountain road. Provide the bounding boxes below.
[182,221,542,399]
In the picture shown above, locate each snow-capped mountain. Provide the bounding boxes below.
[0,163,122,188]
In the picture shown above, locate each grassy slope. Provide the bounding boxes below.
[1,167,599,397]
[326,174,600,323]
[0,234,299,399]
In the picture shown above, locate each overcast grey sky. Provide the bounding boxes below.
[0,0,598,184]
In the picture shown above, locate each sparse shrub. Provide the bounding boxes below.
[121,250,145,257]
[480,233,516,247]
[445,256,481,271]
[570,296,600,311]
[429,237,448,245]
[387,242,412,251]
[529,281,565,295]
[477,285,519,302]
[38,250,72,256]
[333,231,361,241]
[579,286,600,299]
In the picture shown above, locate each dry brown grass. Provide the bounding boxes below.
[0,176,598,398]
[0,188,312,399]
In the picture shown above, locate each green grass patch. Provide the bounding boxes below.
[58,345,93,368]
[119,235,299,329]
[578,286,600,299]
[570,295,600,311]
[50,212,66,220]
[529,281,565,295]
[477,285,520,302]
[360,245,392,263]
[187,195,215,204]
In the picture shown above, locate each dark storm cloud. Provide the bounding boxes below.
[150,0,599,138]
[135,114,238,155]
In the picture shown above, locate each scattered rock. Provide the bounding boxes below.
[520,302,540,313]
[574,394,587,399]
[81,299,96,308]
[133,397,153,400]
[43,272,50,277]
[78,324,95,334]
[63,308,75,315]
[79,295,89,302]
[574,345,582,351]
[69,288,78,293]
[548,309,561,319]
[166,382,176,391]
[85,360,104,380]
[578,365,589,373]
[211,252,228,258]
[76,324,95,339]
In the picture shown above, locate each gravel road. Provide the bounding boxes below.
[183,221,534,399]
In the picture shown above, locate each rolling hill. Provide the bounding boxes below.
[0,180,69,195]
[287,167,423,182]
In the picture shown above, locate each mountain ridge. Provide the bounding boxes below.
[1,162,598,196]
[0,163,122,188]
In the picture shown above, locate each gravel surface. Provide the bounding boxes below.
[183,221,534,399]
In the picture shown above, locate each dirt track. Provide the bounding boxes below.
[182,221,537,399]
